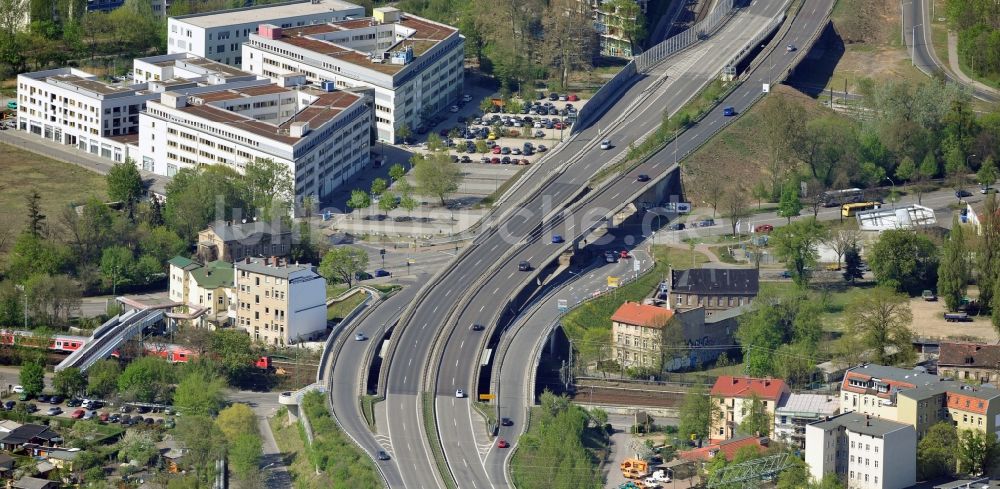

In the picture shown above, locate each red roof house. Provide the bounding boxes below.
[710,376,790,402]
[611,302,674,328]
[679,435,769,462]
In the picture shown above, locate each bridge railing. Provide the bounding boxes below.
[634,0,736,72]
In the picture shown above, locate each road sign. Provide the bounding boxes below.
[607,276,620,288]
[557,299,568,312]
[676,203,692,213]
[479,393,495,400]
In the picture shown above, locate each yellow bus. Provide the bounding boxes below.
[842,201,881,217]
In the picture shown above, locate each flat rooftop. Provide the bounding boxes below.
[164,86,361,145]
[273,13,457,75]
[47,74,138,96]
[172,0,363,29]
[810,412,911,438]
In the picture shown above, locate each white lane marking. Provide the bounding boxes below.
[494,287,500,295]
[433,305,439,313]
[507,271,515,279]
[479,305,486,312]
[445,289,452,297]
[475,259,483,267]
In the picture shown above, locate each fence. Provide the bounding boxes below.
[571,61,637,135]
[634,0,737,72]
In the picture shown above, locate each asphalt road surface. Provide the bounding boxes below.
[904,0,998,102]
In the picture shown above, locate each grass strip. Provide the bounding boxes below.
[360,395,382,431]
[422,392,458,489]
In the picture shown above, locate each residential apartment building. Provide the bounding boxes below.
[167,256,234,329]
[234,256,326,346]
[195,220,292,263]
[139,75,370,201]
[669,267,758,315]
[167,0,365,66]
[580,0,649,57]
[774,393,839,449]
[839,364,940,420]
[938,342,1000,384]
[15,67,161,164]
[805,412,916,489]
[241,7,465,143]
[709,376,790,441]
[610,301,673,369]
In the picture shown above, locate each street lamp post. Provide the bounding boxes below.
[886,177,897,209]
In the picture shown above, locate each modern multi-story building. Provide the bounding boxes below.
[709,376,790,441]
[938,342,1000,384]
[15,67,162,164]
[167,0,365,66]
[805,412,916,489]
[774,393,839,449]
[139,75,370,201]
[195,220,292,263]
[167,256,234,329]
[668,267,759,315]
[234,256,326,346]
[610,301,673,369]
[242,7,465,143]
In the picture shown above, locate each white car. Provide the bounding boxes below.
[600,140,611,150]
[355,332,367,341]
[455,389,465,398]
[12,385,23,394]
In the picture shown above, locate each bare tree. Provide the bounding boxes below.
[541,0,596,89]
[722,186,751,237]
[702,177,726,218]
[823,226,863,269]
[759,96,806,197]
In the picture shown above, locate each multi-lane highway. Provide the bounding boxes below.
[904,0,998,102]
[432,0,838,487]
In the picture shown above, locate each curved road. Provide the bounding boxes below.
[427,2,802,489]
[326,278,423,489]
[904,0,998,102]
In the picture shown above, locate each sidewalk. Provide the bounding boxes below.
[946,31,1000,98]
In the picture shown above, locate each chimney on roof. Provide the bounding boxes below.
[732,378,738,385]
[764,379,770,386]
[866,421,871,427]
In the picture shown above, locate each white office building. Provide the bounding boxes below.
[241,6,464,143]
[167,0,365,66]
[138,74,370,201]
[15,67,161,163]
[805,412,916,489]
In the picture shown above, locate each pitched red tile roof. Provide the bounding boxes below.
[710,376,789,401]
[610,302,673,328]
[679,436,767,462]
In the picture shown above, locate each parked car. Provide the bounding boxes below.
[24,403,37,413]
[99,411,110,422]
[119,414,131,425]
[120,405,133,413]
[501,156,511,164]
[71,409,86,419]
[374,269,391,278]
[460,156,472,163]
[83,410,97,420]
[144,417,155,425]
[754,224,774,233]
[66,398,82,407]
[109,414,121,423]
[537,144,548,152]
[548,93,559,101]
[567,94,579,101]
[2,401,15,411]
[779,271,793,279]
[945,312,972,322]
[922,290,938,301]
[164,418,175,429]
[698,219,716,227]
[45,407,62,416]
[48,395,63,405]
[135,405,150,414]
[668,223,685,231]
[11,385,23,394]
[956,189,973,198]
[36,394,49,403]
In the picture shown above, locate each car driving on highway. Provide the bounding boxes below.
[455,389,464,398]
[355,332,367,341]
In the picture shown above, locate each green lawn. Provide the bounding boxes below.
[269,415,336,489]
[327,292,365,321]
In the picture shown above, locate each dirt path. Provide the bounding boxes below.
[946,30,1000,97]
[909,297,999,343]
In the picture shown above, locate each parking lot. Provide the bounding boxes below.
[3,391,176,428]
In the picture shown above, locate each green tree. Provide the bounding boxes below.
[229,433,263,479]
[678,385,718,443]
[843,245,864,283]
[378,191,397,216]
[978,156,998,188]
[175,415,226,480]
[346,189,371,212]
[319,246,369,287]
[87,359,120,397]
[413,152,462,205]
[106,160,143,212]
[845,287,914,365]
[117,356,174,402]
[138,225,186,265]
[388,163,406,182]
[216,403,258,442]
[19,361,44,396]
[738,393,771,437]
[371,177,388,196]
[25,189,45,238]
[895,156,916,182]
[163,166,249,241]
[770,218,826,287]
[52,367,86,398]
[174,370,225,416]
[117,429,157,465]
[938,216,970,311]
[475,139,489,154]
[395,123,411,143]
[100,245,134,291]
[918,421,957,480]
[209,330,259,383]
[777,180,802,224]
[957,429,999,476]
[242,158,293,218]
[868,229,939,294]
